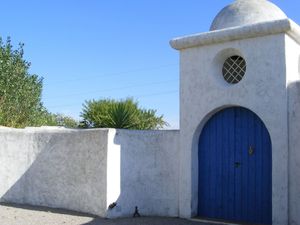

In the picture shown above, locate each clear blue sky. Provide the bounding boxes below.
[0,1,299,128]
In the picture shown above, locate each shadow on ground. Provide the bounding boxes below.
[81,217,212,225]
[0,202,95,217]
[0,203,213,225]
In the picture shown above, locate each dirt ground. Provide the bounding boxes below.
[0,203,218,225]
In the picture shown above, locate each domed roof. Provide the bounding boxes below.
[210,0,287,31]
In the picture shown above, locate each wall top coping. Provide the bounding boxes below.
[170,19,300,50]
[0,126,179,134]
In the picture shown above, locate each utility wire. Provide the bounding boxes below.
[45,79,178,99]
[45,63,178,84]
[136,90,178,98]
[46,90,179,109]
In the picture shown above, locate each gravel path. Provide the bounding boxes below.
[0,203,217,225]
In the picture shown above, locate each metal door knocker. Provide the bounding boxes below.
[248,146,255,156]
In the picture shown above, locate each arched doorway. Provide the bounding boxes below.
[198,107,272,224]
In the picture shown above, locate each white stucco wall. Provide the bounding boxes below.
[0,127,180,218]
[106,129,180,218]
[178,34,289,225]
[286,35,300,225]
[0,127,109,216]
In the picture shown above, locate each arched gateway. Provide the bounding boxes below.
[198,107,271,224]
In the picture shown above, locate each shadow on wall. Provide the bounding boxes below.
[0,128,180,218]
[105,129,180,218]
[0,129,108,216]
[287,81,300,225]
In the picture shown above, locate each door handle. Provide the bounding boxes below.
[234,162,241,168]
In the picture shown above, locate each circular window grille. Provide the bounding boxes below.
[222,55,246,84]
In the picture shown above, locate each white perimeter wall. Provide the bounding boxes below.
[0,127,109,216]
[0,127,179,218]
[106,129,180,218]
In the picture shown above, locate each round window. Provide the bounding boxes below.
[222,55,246,84]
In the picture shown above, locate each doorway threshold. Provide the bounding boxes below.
[190,217,249,225]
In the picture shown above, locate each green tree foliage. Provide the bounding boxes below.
[80,98,168,129]
[48,113,78,128]
[0,37,45,127]
[0,37,78,128]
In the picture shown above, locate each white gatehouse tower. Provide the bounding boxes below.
[171,0,300,224]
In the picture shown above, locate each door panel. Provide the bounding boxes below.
[198,107,272,224]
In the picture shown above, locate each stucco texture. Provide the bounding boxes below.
[210,0,287,31]
[0,127,180,219]
[106,129,180,218]
[0,127,109,216]
[286,35,300,225]
[177,34,289,225]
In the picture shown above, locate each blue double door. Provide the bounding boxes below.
[198,107,272,224]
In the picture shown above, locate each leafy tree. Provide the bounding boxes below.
[0,37,45,127]
[50,113,78,128]
[80,98,168,129]
[0,37,77,128]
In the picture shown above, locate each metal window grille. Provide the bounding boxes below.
[222,56,246,84]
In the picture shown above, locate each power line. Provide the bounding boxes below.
[46,90,179,109]
[136,90,179,98]
[45,79,178,99]
[45,63,178,84]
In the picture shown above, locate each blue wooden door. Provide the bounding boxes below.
[198,107,272,224]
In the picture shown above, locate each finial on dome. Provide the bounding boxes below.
[210,0,287,31]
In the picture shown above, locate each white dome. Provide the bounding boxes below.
[210,0,287,31]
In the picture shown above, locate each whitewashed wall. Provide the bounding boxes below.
[0,127,109,216]
[0,127,179,218]
[106,129,180,218]
[286,35,300,225]
[177,34,289,225]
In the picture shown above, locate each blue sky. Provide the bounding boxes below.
[0,1,299,128]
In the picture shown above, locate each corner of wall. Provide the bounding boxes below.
[285,34,300,225]
[105,129,121,218]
